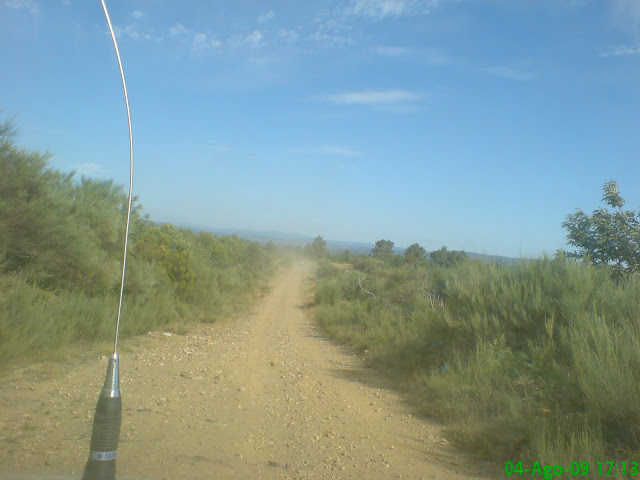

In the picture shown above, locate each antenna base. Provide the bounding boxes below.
[81,354,122,480]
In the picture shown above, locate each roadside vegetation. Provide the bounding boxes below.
[0,117,277,370]
[311,181,640,468]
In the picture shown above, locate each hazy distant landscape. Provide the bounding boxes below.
[175,222,521,263]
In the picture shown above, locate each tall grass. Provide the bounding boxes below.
[313,256,640,466]
[0,245,275,371]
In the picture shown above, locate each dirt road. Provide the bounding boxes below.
[1,263,496,479]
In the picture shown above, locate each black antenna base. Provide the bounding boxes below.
[82,354,122,480]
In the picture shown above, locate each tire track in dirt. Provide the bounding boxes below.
[1,262,497,479]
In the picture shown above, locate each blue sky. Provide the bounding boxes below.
[2,0,639,257]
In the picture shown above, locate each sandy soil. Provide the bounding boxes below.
[0,262,498,479]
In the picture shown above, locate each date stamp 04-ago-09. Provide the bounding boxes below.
[505,461,640,478]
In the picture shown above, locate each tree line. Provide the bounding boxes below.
[307,179,639,280]
[305,235,467,267]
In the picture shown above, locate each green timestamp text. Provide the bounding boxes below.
[505,461,640,477]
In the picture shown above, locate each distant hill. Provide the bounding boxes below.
[171,222,310,245]
[461,251,522,265]
[325,240,375,255]
[169,222,521,264]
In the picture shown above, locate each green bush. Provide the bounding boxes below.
[316,261,340,279]
[0,116,276,371]
[312,255,640,464]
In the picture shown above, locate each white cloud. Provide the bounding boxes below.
[5,0,39,15]
[193,33,208,48]
[599,45,640,56]
[258,10,274,24]
[311,31,354,46]
[169,23,191,37]
[347,0,439,19]
[72,163,106,177]
[168,24,221,50]
[245,30,263,47]
[278,28,299,43]
[193,32,222,49]
[170,23,264,51]
[326,89,422,105]
[372,45,413,56]
[311,19,353,47]
[290,145,363,157]
[372,45,453,66]
[114,24,152,41]
[483,65,535,80]
[228,29,265,47]
[131,10,144,20]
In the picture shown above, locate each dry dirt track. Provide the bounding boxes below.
[1,262,497,480]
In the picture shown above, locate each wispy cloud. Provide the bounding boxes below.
[347,0,439,19]
[114,24,153,41]
[289,145,363,157]
[599,45,640,57]
[372,45,414,56]
[169,23,191,37]
[72,163,106,177]
[483,65,535,80]
[277,28,299,43]
[258,10,274,24]
[244,30,263,47]
[110,11,156,41]
[310,31,354,47]
[5,0,39,15]
[372,45,452,65]
[228,30,264,48]
[311,18,353,47]
[169,20,267,50]
[193,32,222,49]
[322,89,425,113]
[169,23,221,50]
[325,89,422,105]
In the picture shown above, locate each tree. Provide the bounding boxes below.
[306,235,326,261]
[404,243,427,266]
[134,223,195,294]
[371,239,394,261]
[71,176,141,258]
[562,180,640,276]
[430,246,468,267]
[338,248,352,263]
[0,117,120,294]
[430,246,448,266]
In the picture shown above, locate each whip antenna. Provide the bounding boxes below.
[82,1,134,478]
